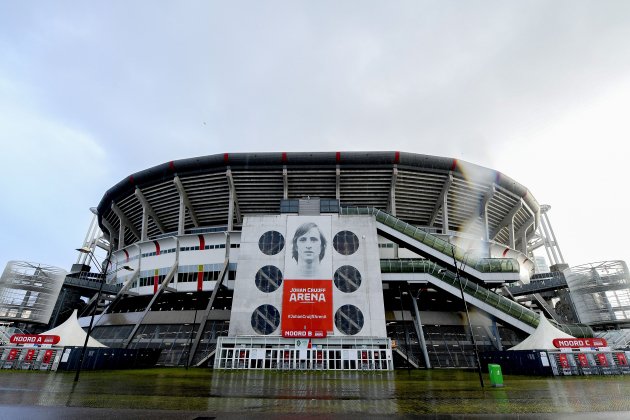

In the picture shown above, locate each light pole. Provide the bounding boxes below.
[73,247,132,382]
[448,242,485,388]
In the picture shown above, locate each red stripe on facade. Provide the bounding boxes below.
[450,159,458,171]
[154,269,159,294]
[128,175,135,185]
[502,248,509,257]
[336,151,341,163]
[197,271,203,292]
[223,153,229,163]
[282,152,288,163]
[153,240,161,255]
[394,151,400,164]
[123,249,129,262]
[168,161,175,172]
[198,235,205,249]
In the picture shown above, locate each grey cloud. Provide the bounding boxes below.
[1,1,630,269]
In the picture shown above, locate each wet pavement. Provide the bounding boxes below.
[1,368,630,418]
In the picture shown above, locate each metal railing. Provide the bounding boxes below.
[341,207,518,274]
[64,272,122,295]
[597,329,630,348]
[507,275,568,296]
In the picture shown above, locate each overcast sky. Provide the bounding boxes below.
[1,1,629,273]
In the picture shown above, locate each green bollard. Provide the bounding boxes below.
[488,364,504,387]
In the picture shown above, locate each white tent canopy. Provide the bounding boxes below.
[37,310,106,348]
[509,315,574,351]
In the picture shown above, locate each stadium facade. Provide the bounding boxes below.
[5,151,629,370]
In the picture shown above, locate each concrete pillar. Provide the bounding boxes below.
[118,225,125,250]
[283,165,288,200]
[520,228,528,254]
[442,193,449,234]
[411,292,431,369]
[482,203,490,242]
[178,195,185,235]
[140,207,148,241]
[228,187,235,231]
[335,165,341,200]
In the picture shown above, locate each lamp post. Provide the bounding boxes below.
[448,242,485,388]
[73,247,132,382]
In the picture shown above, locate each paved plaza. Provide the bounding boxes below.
[1,368,630,419]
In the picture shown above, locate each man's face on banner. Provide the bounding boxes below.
[297,226,322,264]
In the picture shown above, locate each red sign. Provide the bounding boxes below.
[43,350,53,364]
[558,353,570,368]
[597,353,608,366]
[577,353,589,367]
[10,334,60,345]
[552,338,607,348]
[617,353,628,366]
[25,349,35,361]
[7,349,18,361]
[282,279,332,338]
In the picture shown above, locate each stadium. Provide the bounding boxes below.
[3,151,629,371]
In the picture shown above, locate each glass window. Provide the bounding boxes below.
[333,231,360,255]
[251,304,280,335]
[320,199,339,213]
[258,231,285,255]
[335,304,364,335]
[255,265,283,293]
[280,199,299,213]
[334,265,362,293]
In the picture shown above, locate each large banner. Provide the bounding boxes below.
[282,279,332,338]
[282,216,333,338]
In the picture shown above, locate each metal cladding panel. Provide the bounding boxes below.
[566,261,630,325]
[0,261,67,325]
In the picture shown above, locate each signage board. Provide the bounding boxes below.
[281,216,333,338]
[295,339,311,349]
[43,349,54,364]
[10,334,61,345]
[282,279,332,338]
[24,349,35,361]
[552,338,607,348]
[577,353,589,367]
[7,348,18,361]
[558,353,570,368]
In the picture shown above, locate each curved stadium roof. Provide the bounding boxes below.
[97,151,539,248]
